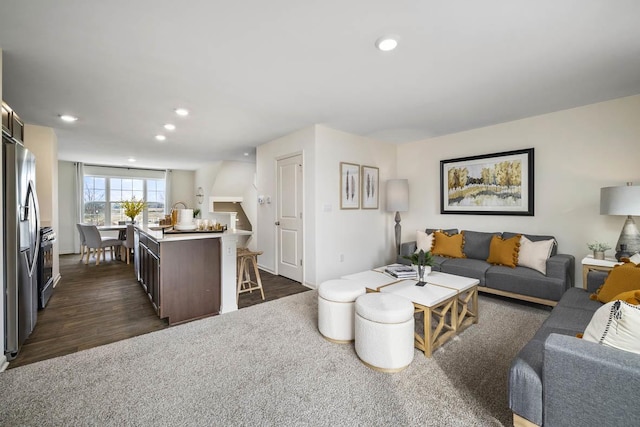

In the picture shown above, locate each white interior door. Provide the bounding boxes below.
[276,154,303,282]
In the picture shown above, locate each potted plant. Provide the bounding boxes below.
[587,241,611,260]
[403,249,434,286]
[121,198,147,224]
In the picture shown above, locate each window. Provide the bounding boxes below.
[82,170,166,226]
[83,176,106,225]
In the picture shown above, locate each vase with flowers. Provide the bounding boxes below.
[121,198,147,224]
[587,241,611,260]
[403,249,435,287]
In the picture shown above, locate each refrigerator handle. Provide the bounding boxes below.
[24,179,41,278]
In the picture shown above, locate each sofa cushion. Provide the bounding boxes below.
[432,230,465,258]
[541,305,596,333]
[486,234,520,268]
[485,266,566,302]
[415,230,434,253]
[462,230,500,260]
[555,287,603,312]
[518,235,555,275]
[591,262,640,303]
[439,258,491,285]
[583,300,640,355]
[503,232,558,256]
[426,228,458,235]
[612,289,640,305]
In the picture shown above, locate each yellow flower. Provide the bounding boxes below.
[121,198,147,220]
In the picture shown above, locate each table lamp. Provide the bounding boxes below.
[600,182,640,260]
[386,179,409,256]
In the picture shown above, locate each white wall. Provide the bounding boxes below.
[256,126,316,282]
[57,161,76,254]
[168,169,196,209]
[256,125,398,287]
[24,124,60,281]
[397,94,640,287]
[314,126,398,284]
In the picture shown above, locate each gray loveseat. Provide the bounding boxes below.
[509,271,640,426]
[399,229,575,306]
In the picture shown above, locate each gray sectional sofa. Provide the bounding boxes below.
[398,229,575,306]
[509,271,640,426]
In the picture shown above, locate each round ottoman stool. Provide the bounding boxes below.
[354,293,415,372]
[318,279,367,343]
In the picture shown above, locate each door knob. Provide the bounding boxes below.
[275,221,280,226]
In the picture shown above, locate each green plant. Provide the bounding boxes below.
[121,198,147,222]
[587,241,611,252]
[403,249,434,267]
[193,208,201,218]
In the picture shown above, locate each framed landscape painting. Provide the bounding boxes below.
[361,165,379,209]
[340,162,360,209]
[440,148,534,216]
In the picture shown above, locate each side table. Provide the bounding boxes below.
[581,255,622,288]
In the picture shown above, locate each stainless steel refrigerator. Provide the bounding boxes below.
[3,136,40,360]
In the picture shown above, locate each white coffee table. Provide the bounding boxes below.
[420,271,480,332]
[341,269,401,291]
[380,280,459,357]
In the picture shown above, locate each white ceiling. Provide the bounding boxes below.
[1,1,640,170]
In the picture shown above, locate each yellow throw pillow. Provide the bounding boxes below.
[432,230,465,258]
[590,262,640,303]
[486,234,521,268]
[612,289,640,305]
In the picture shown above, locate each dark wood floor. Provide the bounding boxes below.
[8,253,309,369]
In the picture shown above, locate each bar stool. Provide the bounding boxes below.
[236,249,265,302]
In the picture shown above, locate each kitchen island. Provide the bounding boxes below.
[134,225,252,325]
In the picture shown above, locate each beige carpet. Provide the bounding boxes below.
[0,290,549,426]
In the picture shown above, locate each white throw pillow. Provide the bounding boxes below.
[583,300,640,355]
[517,236,555,274]
[628,252,640,265]
[415,230,434,253]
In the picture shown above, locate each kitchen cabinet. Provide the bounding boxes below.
[135,228,223,324]
[137,231,161,312]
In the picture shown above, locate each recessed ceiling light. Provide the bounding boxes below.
[175,108,189,117]
[128,157,136,163]
[375,36,398,52]
[155,135,166,141]
[243,152,249,156]
[59,114,78,122]
[164,123,176,131]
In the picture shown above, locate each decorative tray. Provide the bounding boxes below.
[163,227,225,234]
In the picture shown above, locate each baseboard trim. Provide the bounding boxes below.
[0,354,8,372]
[53,273,62,288]
[478,286,557,307]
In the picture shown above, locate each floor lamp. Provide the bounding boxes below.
[386,179,409,256]
[600,182,640,260]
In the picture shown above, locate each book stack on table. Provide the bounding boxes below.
[384,264,417,279]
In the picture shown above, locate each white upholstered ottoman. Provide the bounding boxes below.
[354,292,415,372]
[318,279,367,343]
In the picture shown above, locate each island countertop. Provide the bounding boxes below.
[136,224,252,242]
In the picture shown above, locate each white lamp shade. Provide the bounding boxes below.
[600,185,640,216]
[386,179,409,212]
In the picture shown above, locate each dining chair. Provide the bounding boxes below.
[76,223,87,260]
[81,224,123,265]
[121,224,135,264]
